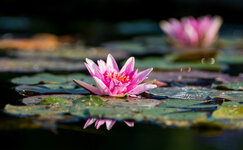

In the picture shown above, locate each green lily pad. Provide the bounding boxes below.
[22,94,84,105]
[4,104,69,116]
[212,102,243,119]
[103,41,146,54]
[148,70,239,85]
[11,73,95,87]
[12,73,97,96]
[7,46,129,61]
[149,87,215,100]
[217,50,243,64]
[5,94,209,128]
[0,57,86,73]
[70,98,204,121]
[212,82,243,91]
[16,85,89,96]
[102,38,168,55]
[159,99,217,110]
[135,57,223,71]
[39,97,72,105]
[149,86,243,102]
[209,90,243,102]
[171,51,218,62]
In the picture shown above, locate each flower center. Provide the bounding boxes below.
[106,72,130,83]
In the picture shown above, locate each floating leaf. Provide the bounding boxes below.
[4,104,69,116]
[171,51,218,62]
[212,82,243,91]
[212,102,243,119]
[22,94,84,105]
[135,57,223,71]
[39,97,72,106]
[159,99,217,110]
[102,38,168,55]
[16,85,89,96]
[149,86,243,102]
[4,94,209,128]
[149,87,215,100]
[148,70,239,85]
[11,73,95,86]
[209,90,243,102]
[217,50,243,64]
[0,58,86,73]
[7,47,129,61]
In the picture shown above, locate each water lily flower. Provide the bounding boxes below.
[160,15,222,48]
[83,118,134,130]
[74,54,157,96]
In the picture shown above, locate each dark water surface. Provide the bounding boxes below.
[1,119,243,150]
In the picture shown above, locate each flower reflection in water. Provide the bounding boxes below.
[84,118,134,130]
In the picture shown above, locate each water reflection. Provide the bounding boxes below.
[84,118,134,130]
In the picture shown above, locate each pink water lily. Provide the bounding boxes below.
[74,54,157,96]
[83,118,134,130]
[160,15,222,48]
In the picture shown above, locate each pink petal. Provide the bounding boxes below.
[124,121,134,127]
[97,60,107,74]
[132,68,153,85]
[184,22,199,46]
[106,54,119,72]
[73,79,102,95]
[160,21,174,37]
[83,118,96,129]
[120,57,135,74]
[95,120,105,129]
[84,63,103,79]
[128,83,157,95]
[105,120,116,130]
[93,77,110,95]
[85,58,99,75]
[202,16,222,47]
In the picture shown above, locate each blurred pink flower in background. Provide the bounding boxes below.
[160,15,222,48]
[84,118,134,130]
[74,54,157,97]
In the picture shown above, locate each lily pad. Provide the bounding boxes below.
[159,99,217,110]
[217,50,243,64]
[150,86,243,102]
[149,87,216,100]
[148,70,239,85]
[16,85,89,96]
[4,104,69,116]
[135,57,223,71]
[212,82,243,90]
[69,97,206,122]
[5,95,209,128]
[212,102,243,119]
[11,73,95,86]
[209,90,243,102]
[102,38,168,55]
[171,51,218,62]
[7,46,129,61]
[0,57,86,73]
